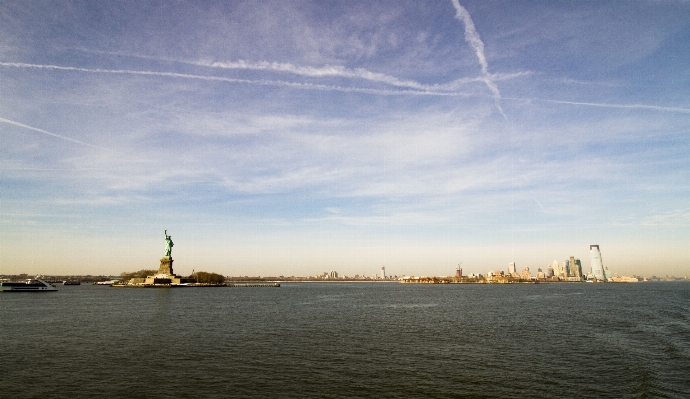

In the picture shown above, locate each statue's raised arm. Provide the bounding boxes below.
[164,229,174,257]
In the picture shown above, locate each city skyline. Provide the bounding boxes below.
[1,1,689,277]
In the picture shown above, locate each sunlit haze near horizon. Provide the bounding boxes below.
[1,1,689,278]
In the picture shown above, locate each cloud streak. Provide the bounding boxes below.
[0,117,112,151]
[451,0,507,119]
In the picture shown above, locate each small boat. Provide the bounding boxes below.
[0,278,58,292]
[63,280,81,285]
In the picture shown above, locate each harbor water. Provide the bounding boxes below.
[1,282,689,398]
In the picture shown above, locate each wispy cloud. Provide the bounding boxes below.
[451,0,507,119]
[0,117,112,151]
[640,209,690,227]
[613,209,690,228]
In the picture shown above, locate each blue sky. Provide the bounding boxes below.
[1,0,689,277]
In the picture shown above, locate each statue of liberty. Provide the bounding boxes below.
[164,229,174,257]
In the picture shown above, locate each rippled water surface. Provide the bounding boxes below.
[2,282,689,398]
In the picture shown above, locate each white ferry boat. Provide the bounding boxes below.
[0,278,58,292]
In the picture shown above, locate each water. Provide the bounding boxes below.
[1,282,689,398]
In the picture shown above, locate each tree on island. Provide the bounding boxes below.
[189,271,225,284]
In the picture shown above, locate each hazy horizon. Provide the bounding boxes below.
[2,1,689,278]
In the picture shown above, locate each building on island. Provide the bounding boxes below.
[381,266,386,279]
[520,267,532,280]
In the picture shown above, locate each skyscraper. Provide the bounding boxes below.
[508,262,516,274]
[380,266,386,279]
[590,245,606,281]
[565,256,583,281]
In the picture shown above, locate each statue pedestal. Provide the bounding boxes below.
[144,256,184,285]
[158,257,174,275]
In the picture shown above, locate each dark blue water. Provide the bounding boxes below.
[1,282,689,398]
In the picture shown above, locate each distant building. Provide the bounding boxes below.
[508,262,516,274]
[329,271,338,279]
[590,245,606,281]
[552,260,560,277]
[546,266,554,278]
[565,256,583,281]
[488,270,504,279]
[455,267,463,278]
[381,266,386,279]
[536,268,545,279]
[520,267,531,280]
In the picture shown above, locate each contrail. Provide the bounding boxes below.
[533,196,546,212]
[541,99,690,114]
[76,49,434,89]
[198,60,434,90]
[441,71,532,90]
[451,0,507,119]
[0,117,113,151]
[72,48,530,92]
[198,60,530,92]
[451,1,488,74]
[0,61,468,97]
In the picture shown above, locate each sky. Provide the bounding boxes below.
[1,0,689,278]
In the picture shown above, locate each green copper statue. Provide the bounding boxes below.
[164,229,174,257]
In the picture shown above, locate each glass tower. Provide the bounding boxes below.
[590,245,606,281]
